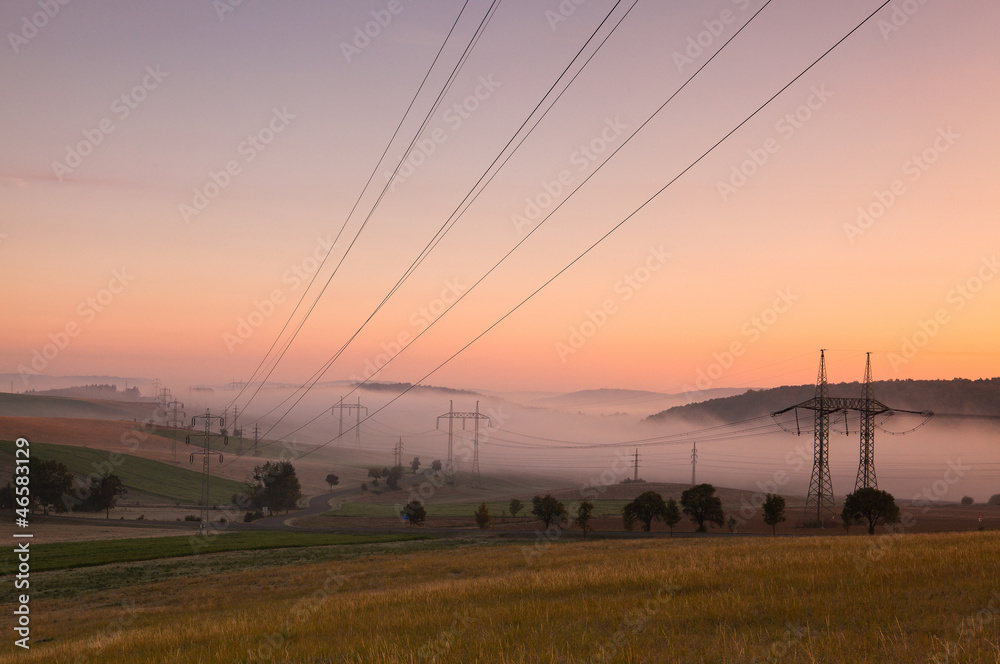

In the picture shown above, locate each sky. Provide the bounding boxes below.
[3,0,999,398]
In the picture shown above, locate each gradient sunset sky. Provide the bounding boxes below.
[3,0,998,395]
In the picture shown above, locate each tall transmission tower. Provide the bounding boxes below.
[856,352,878,492]
[632,448,639,481]
[187,410,227,531]
[772,350,931,526]
[166,399,185,428]
[252,423,260,456]
[436,401,491,488]
[691,441,698,485]
[332,396,368,447]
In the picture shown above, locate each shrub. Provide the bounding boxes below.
[961,496,974,506]
[184,514,200,522]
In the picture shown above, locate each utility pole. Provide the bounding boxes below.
[436,400,491,488]
[855,352,878,492]
[253,423,260,456]
[394,438,404,468]
[187,410,227,532]
[632,448,639,482]
[691,441,698,485]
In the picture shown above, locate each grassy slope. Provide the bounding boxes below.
[3,531,998,663]
[4,532,434,573]
[0,439,245,505]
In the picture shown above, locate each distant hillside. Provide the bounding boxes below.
[0,393,157,420]
[28,383,145,401]
[646,378,1000,423]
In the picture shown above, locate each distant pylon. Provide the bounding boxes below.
[394,438,404,468]
[632,448,639,481]
[691,441,697,485]
[436,400,491,488]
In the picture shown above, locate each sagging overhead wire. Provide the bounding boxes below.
[238,0,894,466]
[243,0,772,453]
[229,0,498,422]
[229,0,638,448]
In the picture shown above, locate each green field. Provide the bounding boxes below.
[3,531,997,663]
[325,499,631,518]
[3,531,434,573]
[0,439,246,505]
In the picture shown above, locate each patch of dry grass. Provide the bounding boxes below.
[4,532,998,663]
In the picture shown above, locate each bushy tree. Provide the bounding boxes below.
[410,457,421,473]
[508,498,524,518]
[531,494,567,529]
[325,473,339,490]
[681,483,725,532]
[367,467,382,485]
[664,498,681,535]
[243,461,302,512]
[431,459,443,472]
[27,458,74,515]
[74,474,127,518]
[622,491,668,532]
[385,465,404,491]
[961,496,974,506]
[989,494,1000,507]
[576,501,595,536]
[842,488,900,535]
[474,502,491,529]
[763,493,787,536]
[401,500,426,526]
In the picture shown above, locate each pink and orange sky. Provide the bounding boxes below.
[2,0,999,395]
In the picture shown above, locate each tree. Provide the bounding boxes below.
[762,493,787,536]
[531,494,567,529]
[989,494,1000,507]
[681,483,725,532]
[28,459,74,515]
[385,465,404,491]
[622,491,668,532]
[508,498,524,519]
[367,467,382,486]
[431,459,443,472]
[401,500,426,527]
[0,483,15,510]
[75,474,127,518]
[325,473,339,490]
[410,457,421,473]
[961,496,974,506]
[576,501,595,536]
[243,461,302,512]
[842,488,900,535]
[664,498,681,535]
[474,502,491,529]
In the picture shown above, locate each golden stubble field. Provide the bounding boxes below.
[3,531,998,664]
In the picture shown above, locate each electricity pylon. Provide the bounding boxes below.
[187,410,227,531]
[691,441,697,485]
[333,396,367,447]
[772,350,931,526]
[393,438,404,468]
[436,400,491,488]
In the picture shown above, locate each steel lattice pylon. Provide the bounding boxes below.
[773,350,931,527]
[855,352,878,492]
[188,410,227,531]
[804,350,836,525]
[436,400,491,488]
